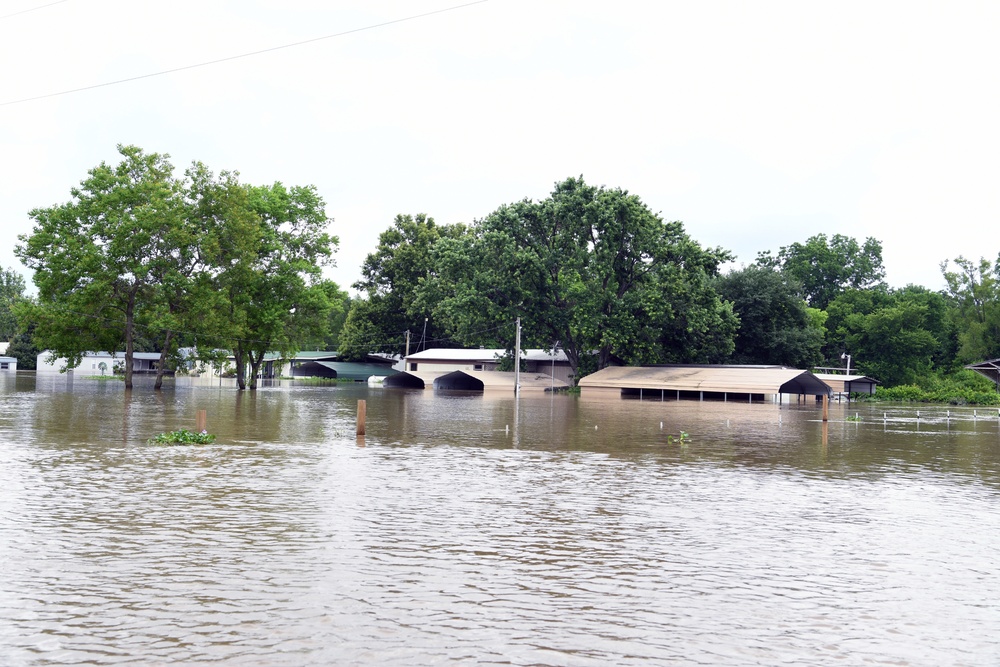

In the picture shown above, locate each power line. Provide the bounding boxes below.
[0,0,69,20]
[0,0,489,107]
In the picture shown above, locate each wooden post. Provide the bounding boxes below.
[822,394,829,422]
[196,409,207,432]
[356,400,367,436]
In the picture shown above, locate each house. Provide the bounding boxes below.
[0,356,16,372]
[578,365,832,403]
[36,351,171,375]
[380,347,570,392]
[401,347,573,385]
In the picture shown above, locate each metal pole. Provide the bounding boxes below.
[514,317,521,396]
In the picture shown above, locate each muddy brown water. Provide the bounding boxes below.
[1,373,998,666]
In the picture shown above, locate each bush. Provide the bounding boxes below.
[148,429,217,445]
[857,370,1000,406]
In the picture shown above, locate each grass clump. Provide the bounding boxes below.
[148,428,217,445]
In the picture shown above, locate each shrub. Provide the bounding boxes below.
[148,429,217,445]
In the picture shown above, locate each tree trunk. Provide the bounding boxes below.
[248,350,263,391]
[124,294,135,390]
[154,331,173,390]
[234,348,247,390]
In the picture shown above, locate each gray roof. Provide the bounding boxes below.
[406,348,568,363]
[580,365,832,396]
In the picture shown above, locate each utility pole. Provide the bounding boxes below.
[405,330,411,359]
[514,317,521,396]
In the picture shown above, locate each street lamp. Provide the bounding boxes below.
[841,352,852,375]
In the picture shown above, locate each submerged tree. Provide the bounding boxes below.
[17,146,339,391]
[16,145,186,388]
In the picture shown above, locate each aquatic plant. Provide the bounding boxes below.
[148,429,217,445]
[667,431,690,444]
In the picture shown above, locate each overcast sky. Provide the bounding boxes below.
[3,0,999,295]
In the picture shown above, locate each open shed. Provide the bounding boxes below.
[812,373,878,397]
[579,365,831,402]
[966,359,1000,390]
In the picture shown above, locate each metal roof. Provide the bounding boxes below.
[433,370,568,391]
[966,359,1000,386]
[313,361,397,381]
[812,373,878,384]
[405,348,569,363]
[382,369,567,391]
[579,365,831,396]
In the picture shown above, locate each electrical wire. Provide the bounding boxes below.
[0,0,69,20]
[1,0,489,106]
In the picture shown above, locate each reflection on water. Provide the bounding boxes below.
[1,373,999,665]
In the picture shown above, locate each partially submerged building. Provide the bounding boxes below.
[811,372,878,398]
[383,347,569,392]
[578,365,832,402]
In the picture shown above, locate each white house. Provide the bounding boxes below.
[36,351,168,375]
[400,348,574,386]
[0,355,16,372]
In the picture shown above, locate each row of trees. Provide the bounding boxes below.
[337,178,1000,391]
[8,158,999,393]
[13,145,344,390]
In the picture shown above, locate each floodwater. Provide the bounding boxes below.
[1,373,999,666]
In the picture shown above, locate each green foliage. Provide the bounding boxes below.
[340,214,467,359]
[825,286,954,386]
[941,256,1000,363]
[148,429,217,445]
[757,233,885,309]
[0,268,27,342]
[419,177,737,380]
[17,146,341,392]
[858,370,1000,405]
[667,431,690,444]
[16,145,183,385]
[714,265,824,367]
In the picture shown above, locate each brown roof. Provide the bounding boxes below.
[579,365,831,396]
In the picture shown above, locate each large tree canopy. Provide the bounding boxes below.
[339,213,467,360]
[16,145,185,388]
[757,233,886,309]
[714,265,824,368]
[419,177,736,380]
[16,145,339,391]
[941,255,1000,363]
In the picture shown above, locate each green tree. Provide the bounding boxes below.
[825,286,953,386]
[420,177,736,380]
[0,268,27,342]
[757,233,886,309]
[714,265,824,367]
[15,145,185,388]
[219,182,337,390]
[941,255,1000,363]
[340,214,467,360]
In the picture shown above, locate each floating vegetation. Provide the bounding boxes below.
[667,431,690,444]
[148,429,217,445]
[846,414,863,422]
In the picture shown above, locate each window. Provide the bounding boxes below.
[410,363,418,371]
[474,364,483,371]
[0,363,7,370]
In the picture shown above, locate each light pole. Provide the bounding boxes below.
[841,352,852,375]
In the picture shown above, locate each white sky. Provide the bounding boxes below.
[3,0,999,295]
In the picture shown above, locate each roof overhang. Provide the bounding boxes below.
[579,365,832,396]
[966,359,1000,386]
